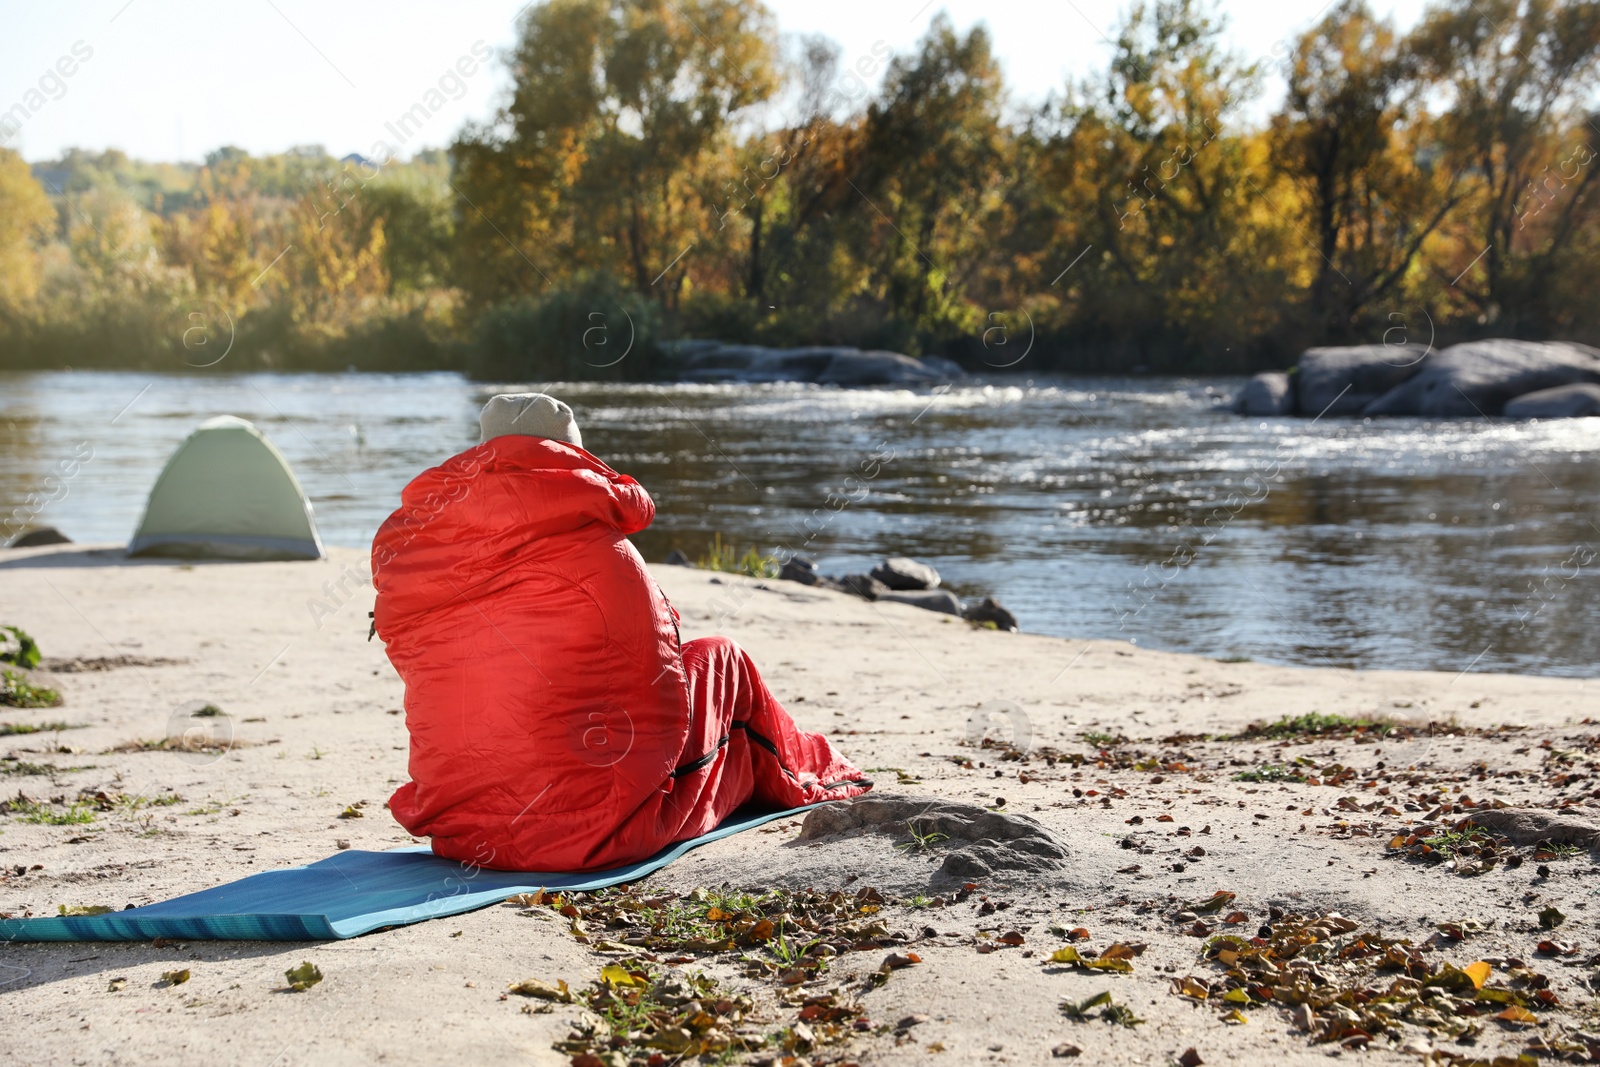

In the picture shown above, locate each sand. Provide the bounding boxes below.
[1,542,1597,1066]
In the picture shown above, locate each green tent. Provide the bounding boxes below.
[128,416,325,561]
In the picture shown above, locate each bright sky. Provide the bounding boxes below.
[0,0,1430,163]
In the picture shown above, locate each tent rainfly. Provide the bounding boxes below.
[128,415,325,561]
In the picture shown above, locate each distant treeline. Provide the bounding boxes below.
[0,0,1597,378]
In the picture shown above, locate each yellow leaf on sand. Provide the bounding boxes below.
[1464,961,1491,990]
[1048,945,1133,973]
[506,977,571,1001]
[1496,1006,1536,1025]
[600,964,648,988]
[1221,1008,1249,1024]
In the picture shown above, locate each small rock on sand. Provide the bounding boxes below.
[870,557,941,590]
[799,794,1069,882]
[878,590,963,616]
[963,596,1019,632]
[779,556,821,585]
[7,526,73,548]
[840,574,889,600]
[1465,808,1600,848]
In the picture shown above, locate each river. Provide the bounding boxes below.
[2,370,1597,678]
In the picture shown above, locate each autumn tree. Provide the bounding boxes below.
[0,149,54,316]
[1409,0,1600,335]
[1271,0,1462,341]
[451,0,779,307]
[1034,0,1293,369]
[848,14,1009,348]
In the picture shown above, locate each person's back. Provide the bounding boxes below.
[373,394,870,871]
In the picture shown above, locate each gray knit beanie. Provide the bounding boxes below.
[478,393,583,448]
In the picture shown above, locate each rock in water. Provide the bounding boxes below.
[870,556,940,590]
[1504,383,1600,418]
[7,526,72,548]
[800,795,1069,882]
[663,549,691,566]
[963,596,1019,632]
[778,556,821,585]
[840,573,889,600]
[878,590,963,616]
[675,343,960,386]
[1362,339,1600,417]
[1296,344,1429,417]
[1233,372,1293,415]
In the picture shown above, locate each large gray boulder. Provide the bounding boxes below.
[1362,340,1600,417]
[1233,372,1293,415]
[878,589,963,616]
[676,342,960,386]
[870,556,940,590]
[1296,344,1429,417]
[1504,383,1600,419]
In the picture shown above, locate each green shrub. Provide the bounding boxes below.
[696,534,776,579]
[0,668,62,708]
[0,626,41,669]
[467,276,661,381]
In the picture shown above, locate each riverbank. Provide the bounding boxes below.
[2,544,1597,1065]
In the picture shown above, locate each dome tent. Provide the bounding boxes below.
[128,416,325,561]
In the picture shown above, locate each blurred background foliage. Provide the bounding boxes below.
[0,0,1596,378]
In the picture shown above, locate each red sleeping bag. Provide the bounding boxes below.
[371,436,871,872]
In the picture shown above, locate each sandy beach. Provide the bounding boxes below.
[2,542,1597,1066]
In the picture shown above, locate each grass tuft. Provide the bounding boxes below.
[696,533,778,579]
[0,669,62,709]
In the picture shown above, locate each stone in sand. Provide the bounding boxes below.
[840,573,889,600]
[779,556,822,585]
[799,794,1069,882]
[664,549,691,566]
[7,526,72,548]
[1503,383,1600,419]
[1465,808,1600,849]
[963,596,1019,632]
[870,556,941,591]
[878,589,963,616]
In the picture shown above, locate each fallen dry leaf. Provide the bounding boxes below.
[284,961,321,992]
[507,977,572,1001]
[1187,891,1236,914]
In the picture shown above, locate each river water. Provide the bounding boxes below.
[2,370,1597,678]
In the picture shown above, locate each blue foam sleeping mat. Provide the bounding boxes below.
[0,805,813,942]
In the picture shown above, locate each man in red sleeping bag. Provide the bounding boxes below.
[371,392,872,872]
